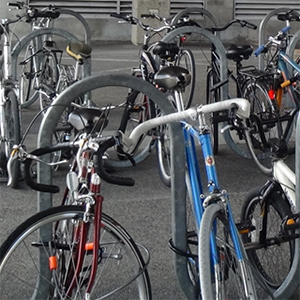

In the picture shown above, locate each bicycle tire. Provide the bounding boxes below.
[241,187,297,297]
[0,89,20,188]
[199,203,257,300]
[39,50,59,113]
[156,124,171,187]
[175,49,196,109]
[19,42,39,109]
[224,80,276,162]
[0,205,152,300]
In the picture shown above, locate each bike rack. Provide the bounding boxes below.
[159,26,228,299]
[36,73,186,298]
[257,7,300,70]
[11,28,80,82]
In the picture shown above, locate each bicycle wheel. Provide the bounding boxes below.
[225,80,276,164]
[0,89,20,188]
[241,187,296,295]
[175,49,196,109]
[39,50,59,113]
[156,124,171,187]
[0,205,151,300]
[104,90,156,168]
[19,42,39,109]
[199,203,257,300]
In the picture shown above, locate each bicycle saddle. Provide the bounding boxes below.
[154,66,191,91]
[66,43,92,64]
[68,107,108,132]
[226,44,253,62]
[277,10,300,22]
[152,41,179,61]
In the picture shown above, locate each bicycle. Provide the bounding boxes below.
[106,95,261,299]
[231,20,300,175]
[0,10,24,188]
[235,101,300,298]
[7,1,62,108]
[110,13,196,186]
[2,105,151,299]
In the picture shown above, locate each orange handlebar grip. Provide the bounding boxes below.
[281,80,291,88]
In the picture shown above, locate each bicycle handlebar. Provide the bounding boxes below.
[23,145,71,193]
[110,13,171,32]
[254,26,291,56]
[206,19,257,33]
[95,138,135,186]
[120,98,250,154]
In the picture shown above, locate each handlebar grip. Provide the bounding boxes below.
[244,20,257,30]
[141,14,155,19]
[33,10,60,19]
[96,138,135,186]
[23,146,71,193]
[8,2,22,8]
[110,13,126,20]
[254,45,266,57]
[281,80,292,88]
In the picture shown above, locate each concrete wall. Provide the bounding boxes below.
[1,0,300,46]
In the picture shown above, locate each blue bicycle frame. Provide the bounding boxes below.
[181,120,245,267]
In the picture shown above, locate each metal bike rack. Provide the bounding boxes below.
[11,28,80,82]
[36,73,186,298]
[257,7,300,70]
[55,8,92,78]
[159,26,228,299]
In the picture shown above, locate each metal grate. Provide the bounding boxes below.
[170,0,206,16]
[28,0,132,17]
[234,0,300,19]
[29,0,206,18]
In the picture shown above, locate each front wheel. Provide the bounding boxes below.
[0,89,20,188]
[241,187,297,298]
[156,124,171,187]
[0,206,152,300]
[199,203,257,300]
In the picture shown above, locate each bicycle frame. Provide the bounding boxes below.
[181,109,255,297]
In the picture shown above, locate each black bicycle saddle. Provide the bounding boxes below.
[226,44,253,62]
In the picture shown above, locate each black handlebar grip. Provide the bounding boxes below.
[96,138,135,186]
[110,13,125,19]
[23,145,71,193]
[8,2,22,8]
[33,10,60,19]
[244,20,257,30]
[141,14,155,19]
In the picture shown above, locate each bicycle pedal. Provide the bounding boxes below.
[236,220,255,234]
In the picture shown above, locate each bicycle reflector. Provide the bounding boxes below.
[49,256,57,270]
[268,89,275,100]
[180,35,187,42]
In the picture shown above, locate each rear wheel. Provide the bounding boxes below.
[175,49,196,109]
[0,206,152,300]
[225,80,277,167]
